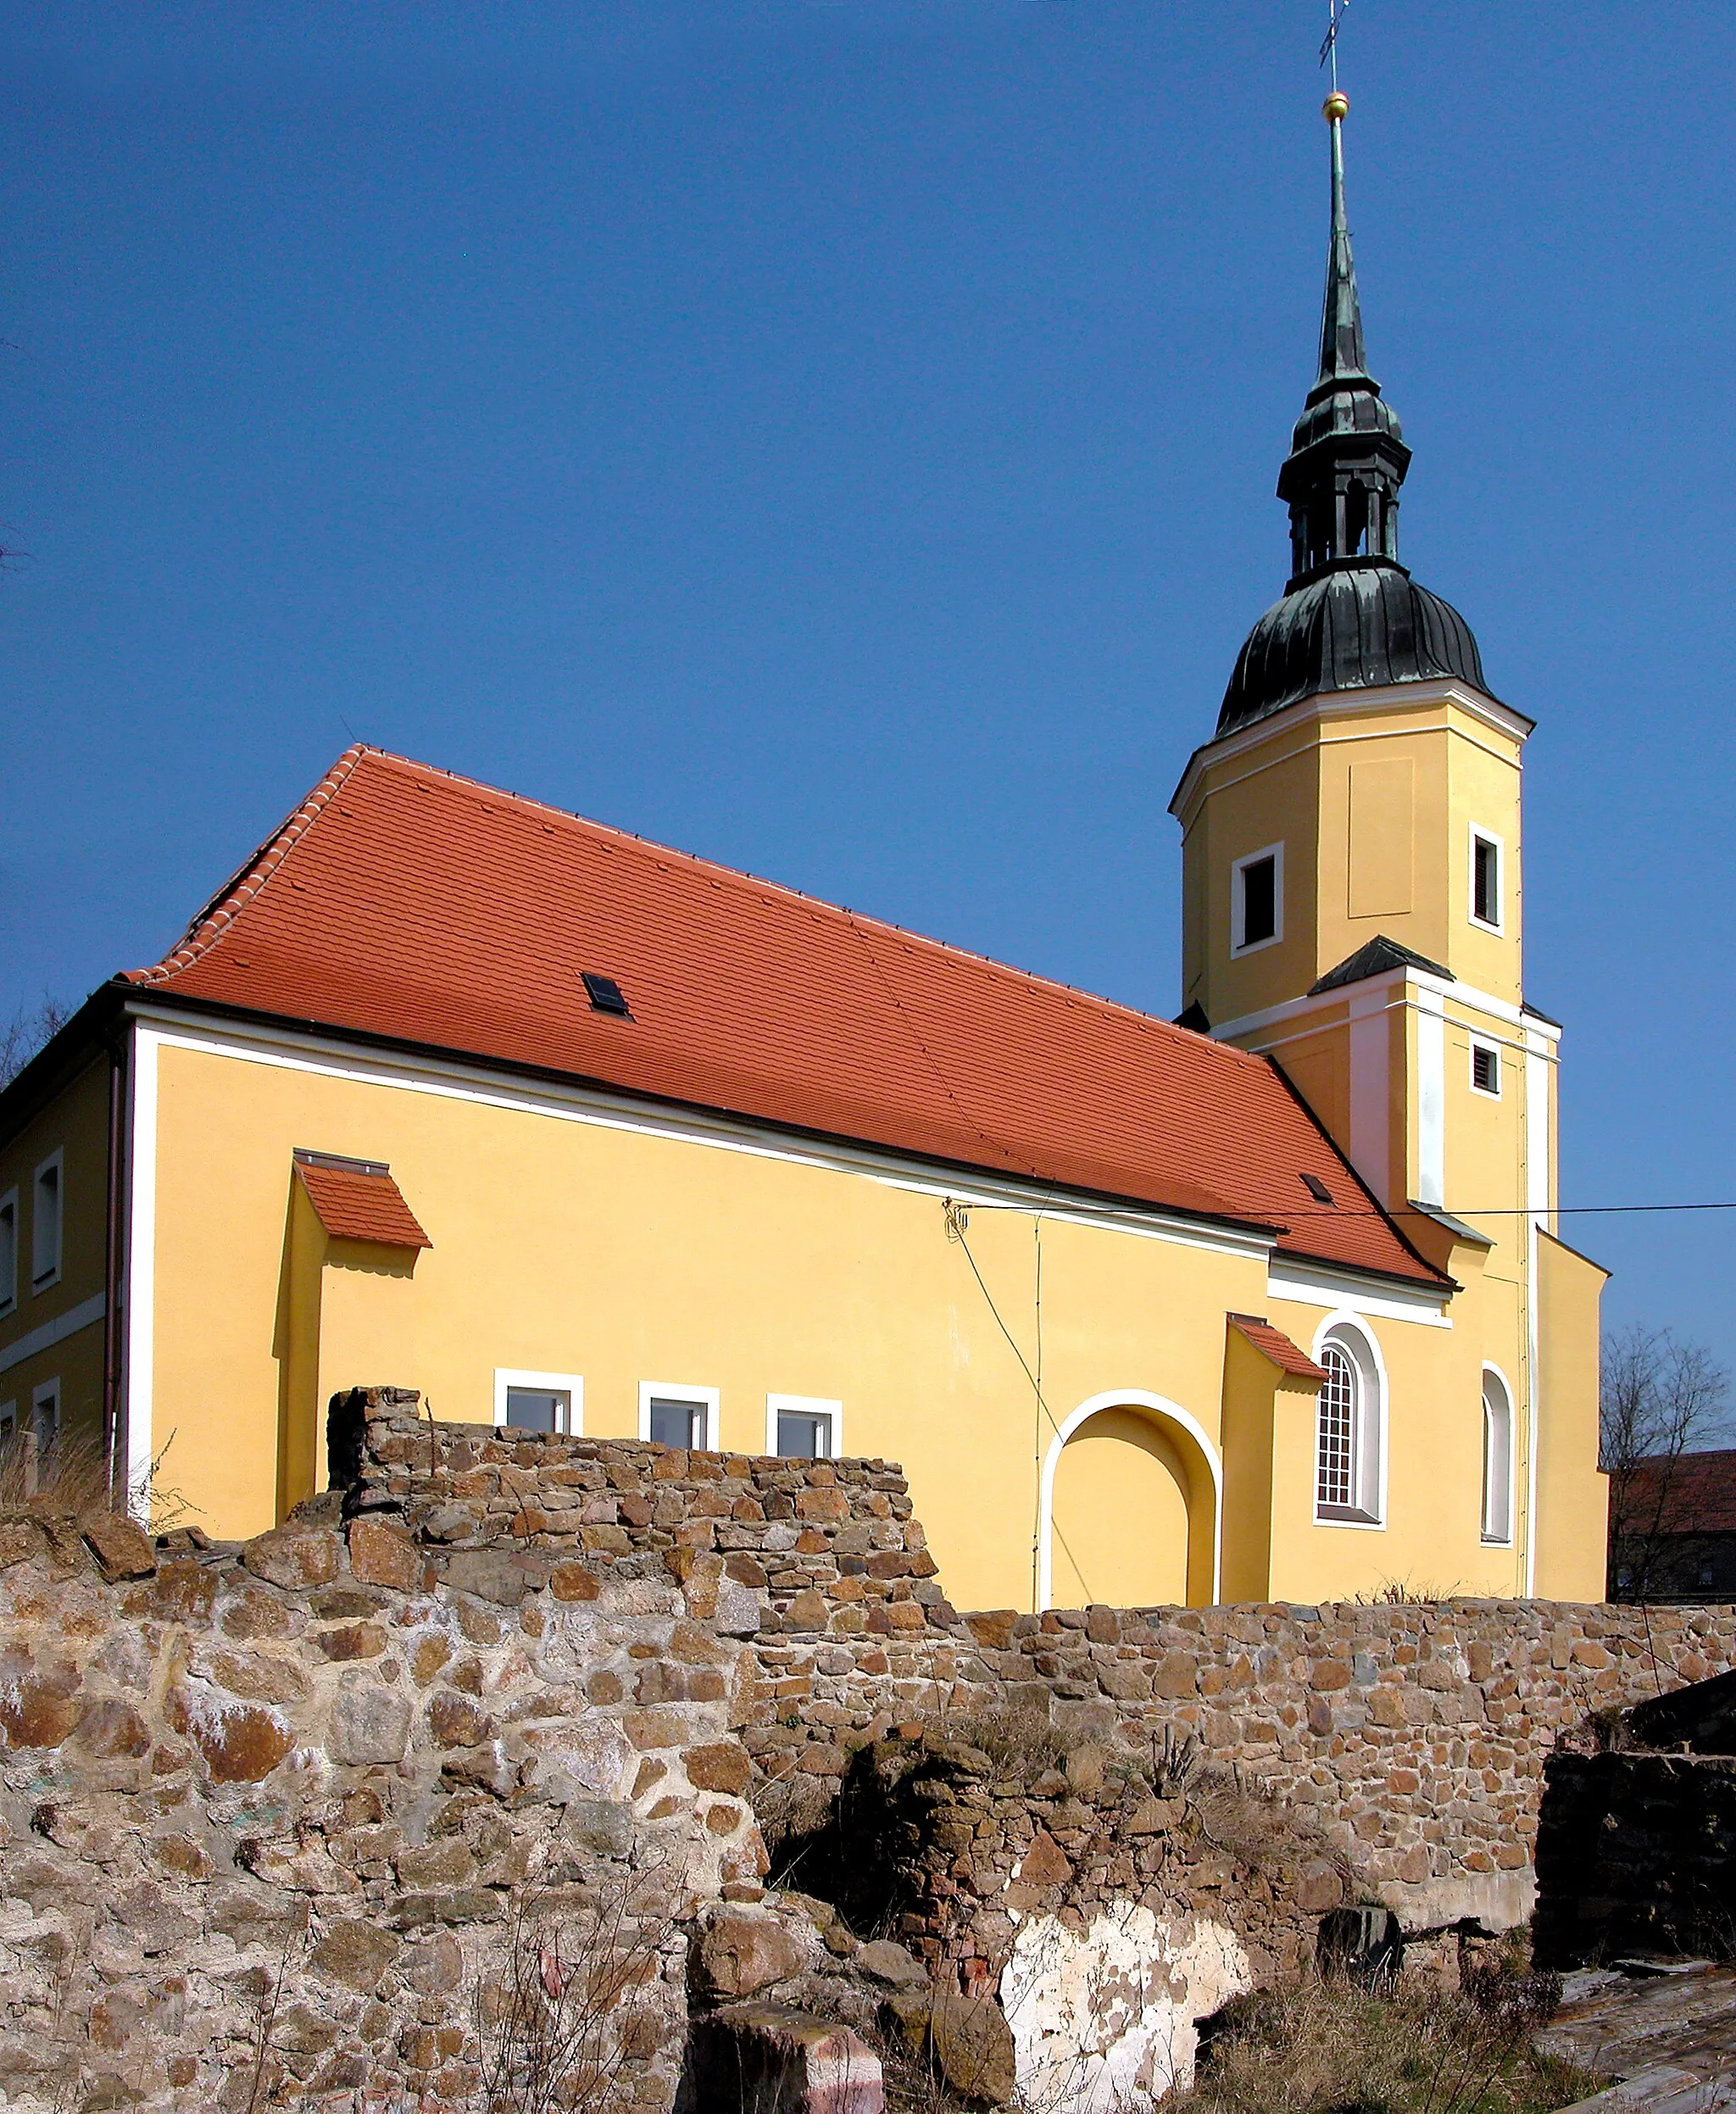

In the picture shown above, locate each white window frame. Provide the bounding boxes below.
[1469,826,1504,934]
[31,1150,63,1294]
[638,1382,719,1453]
[1469,1037,1502,1099]
[31,1377,60,1451]
[1310,1313,1387,1528]
[1230,843,1285,958]
[765,1393,844,1461]
[0,1188,16,1318]
[1481,1365,1515,1546]
[492,1368,584,1436]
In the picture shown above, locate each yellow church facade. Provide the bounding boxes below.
[0,103,1609,1613]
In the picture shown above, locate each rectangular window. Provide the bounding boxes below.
[767,1394,843,1461]
[506,1387,569,1435]
[0,1191,15,1316]
[1232,845,1283,954]
[31,1379,59,1452]
[1471,830,1502,931]
[0,1401,14,1443]
[1470,1041,1500,1098]
[639,1382,719,1453]
[492,1369,583,1436]
[31,1152,63,1291]
[649,1397,701,1447]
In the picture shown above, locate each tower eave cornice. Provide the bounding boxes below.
[1168,677,1536,824]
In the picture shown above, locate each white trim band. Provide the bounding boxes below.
[0,1291,106,1376]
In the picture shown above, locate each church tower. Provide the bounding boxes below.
[1171,90,1545,1226]
[1171,93,1602,1594]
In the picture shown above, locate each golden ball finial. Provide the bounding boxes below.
[1323,90,1349,123]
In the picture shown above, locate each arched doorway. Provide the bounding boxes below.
[1038,1391,1222,1610]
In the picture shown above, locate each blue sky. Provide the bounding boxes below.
[4,2,1734,1379]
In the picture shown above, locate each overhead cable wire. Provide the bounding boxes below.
[949,1209,1096,1606]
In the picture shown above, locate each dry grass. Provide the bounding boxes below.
[1351,1580,1466,1606]
[1187,1766,1356,1896]
[0,1427,115,1516]
[1182,1967,1594,2114]
[937,1703,1071,1780]
[476,1856,674,2114]
[0,1425,196,1532]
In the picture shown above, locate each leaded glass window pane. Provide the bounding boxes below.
[1316,1344,1357,1512]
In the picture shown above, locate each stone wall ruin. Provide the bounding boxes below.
[0,1388,1729,2113]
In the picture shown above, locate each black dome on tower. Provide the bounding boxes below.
[1217,99,1489,738]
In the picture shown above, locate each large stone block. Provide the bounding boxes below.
[347,1515,421,1591]
[309,1918,402,1993]
[168,1683,293,1783]
[687,2006,883,2114]
[79,1510,157,1583]
[687,1741,753,1795]
[242,1522,342,1591]
[327,1674,413,1765]
[698,1910,805,2000]
[0,1649,81,1750]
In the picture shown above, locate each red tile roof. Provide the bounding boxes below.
[1623,1451,1736,1536]
[128,747,1444,1289]
[1227,1315,1328,1382]
[296,1156,431,1250]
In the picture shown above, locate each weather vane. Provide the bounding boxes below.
[1319,0,1349,96]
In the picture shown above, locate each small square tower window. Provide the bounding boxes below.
[1470,1042,1500,1098]
[1232,845,1283,955]
[1471,831,1502,931]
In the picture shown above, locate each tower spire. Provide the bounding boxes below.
[1277,93,1410,589]
[1318,97,1369,387]
[1213,80,1493,737]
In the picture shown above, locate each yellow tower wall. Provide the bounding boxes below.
[1534,1229,1611,1601]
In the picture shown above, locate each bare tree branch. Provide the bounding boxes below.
[1602,1325,1732,1600]
[0,994,75,1089]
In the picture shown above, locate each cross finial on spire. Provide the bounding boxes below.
[1320,0,1349,95]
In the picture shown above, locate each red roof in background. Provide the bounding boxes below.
[296,1156,432,1250]
[1228,1315,1328,1381]
[126,747,1444,1289]
[1624,1451,1736,1535]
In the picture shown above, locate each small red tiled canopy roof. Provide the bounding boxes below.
[1624,1451,1736,1536]
[295,1151,431,1250]
[128,747,1444,1290]
[1227,1315,1327,1382]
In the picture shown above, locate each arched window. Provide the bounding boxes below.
[1315,1321,1384,1524]
[1481,1370,1514,1545]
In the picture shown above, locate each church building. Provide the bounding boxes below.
[0,98,1608,1611]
